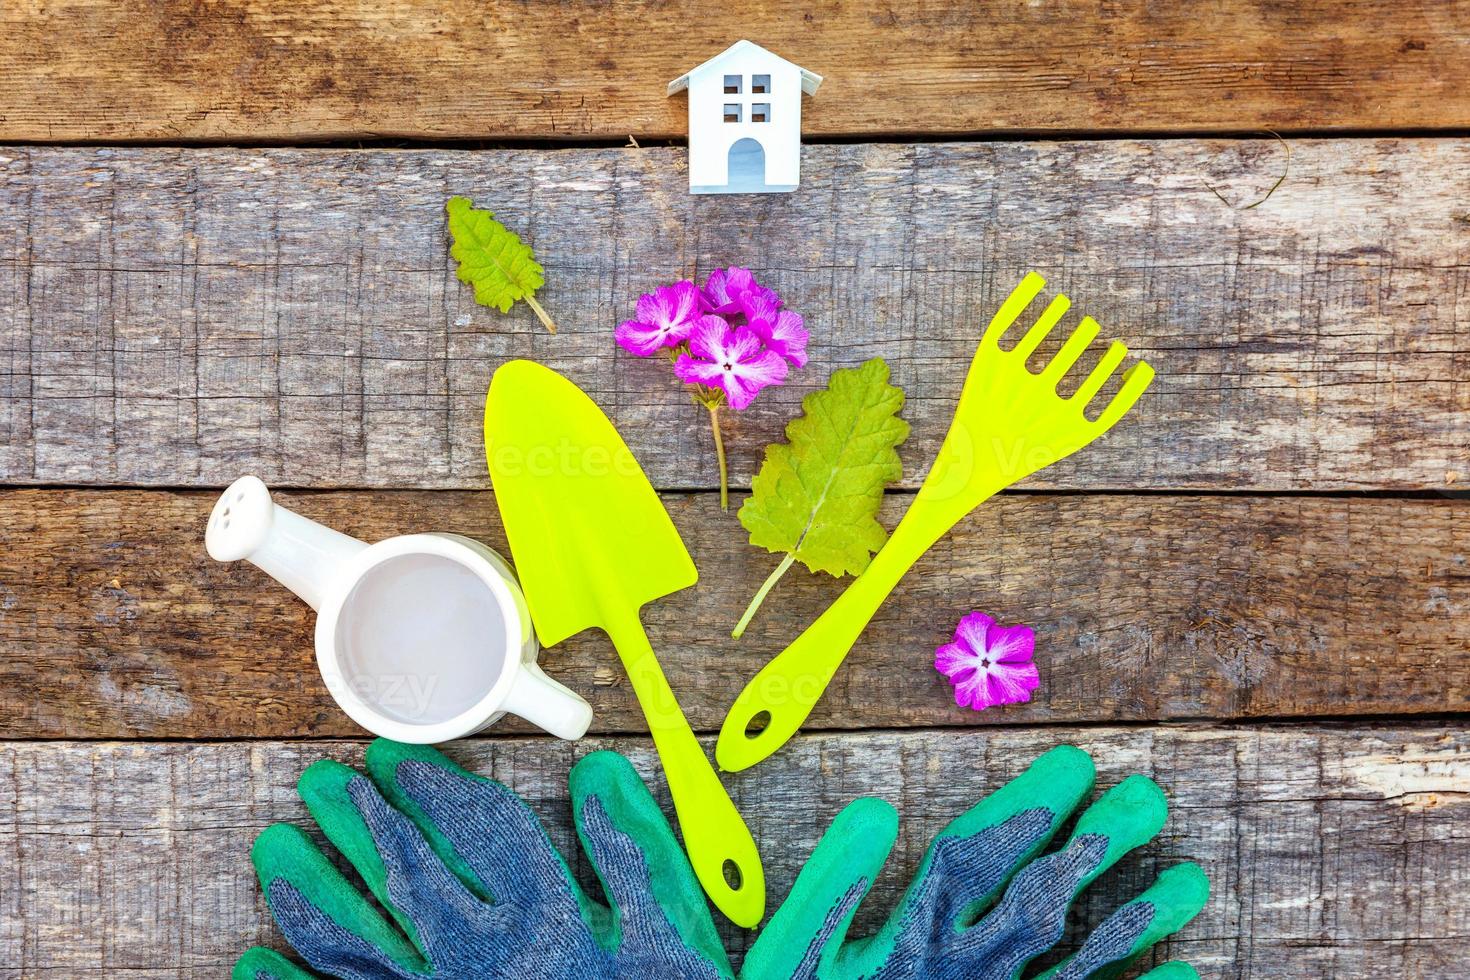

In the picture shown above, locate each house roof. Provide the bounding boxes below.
[666,40,822,97]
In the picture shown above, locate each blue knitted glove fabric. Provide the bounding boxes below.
[740,746,1209,980]
[233,739,731,980]
[237,742,1206,980]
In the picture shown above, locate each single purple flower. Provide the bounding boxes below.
[674,315,788,410]
[615,281,703,357]
[703,266,780,315]
[741,293,810,368]
[934,611,1039,711]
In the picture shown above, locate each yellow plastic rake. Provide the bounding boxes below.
[717,271,1155,772]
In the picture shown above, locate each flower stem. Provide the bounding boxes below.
[733,553,796,639]
[707,402,729,511]
[523,293,558,334]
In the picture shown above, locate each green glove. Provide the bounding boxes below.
[740,745,1209,980]
[237,742,1205,980]
[234,739,731,980]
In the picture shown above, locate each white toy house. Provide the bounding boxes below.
[667,40,822,194]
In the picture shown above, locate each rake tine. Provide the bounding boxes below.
[1012,293,1071,363]
[1072,340,1129,408]
[1040,315,1101,384]
[1093,360,1155,433]
[982,271,1047,347]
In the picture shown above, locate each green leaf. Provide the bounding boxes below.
[445,196,558,333]
[733,358,908,637]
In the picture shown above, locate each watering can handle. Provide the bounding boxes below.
[604,611,766,928]
[501,661,594,741]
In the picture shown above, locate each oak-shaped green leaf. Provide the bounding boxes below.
[446,196,557,333]
[733,358,908,636]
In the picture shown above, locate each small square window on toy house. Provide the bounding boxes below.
[724,104,742,123]
[724,74,742,94]
[752,74,770,94]
[751,103,771,123]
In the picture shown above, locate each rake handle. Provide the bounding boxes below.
[715,483,991,773]
[715,271,1158,774]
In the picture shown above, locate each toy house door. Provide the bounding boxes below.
[726,137,767,193]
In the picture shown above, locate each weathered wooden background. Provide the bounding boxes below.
[0,2,1467,977]
[1,1,1468,140]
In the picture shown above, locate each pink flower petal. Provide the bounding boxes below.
[767,310,809,367]
[703,268,739,313]
[721,342,787,410]
[687,315,735,361]
[986,623,1036,664]
[952,669,991,710]
[704,266,781,315]
[741,293,778,324]
[675,318,787,410]
[954,610,997,651]
[619,282,702,356]
[673,355,727,388]
[934,610,1039,713]
[722,324,767,363]
[668,281,704,323]
[740,296,808,368]
[615,319,670,357]
[933,640,974,676]
[634,292,667,326]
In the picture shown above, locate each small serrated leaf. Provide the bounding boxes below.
[733,359,908,637]
[445,196,557,332]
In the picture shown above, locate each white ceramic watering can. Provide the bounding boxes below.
[204,475,593,744]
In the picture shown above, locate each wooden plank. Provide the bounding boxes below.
[3,488,1465,739]
[1,726,1464,976]
[0,2,1467,142]
[2,142,1467,493]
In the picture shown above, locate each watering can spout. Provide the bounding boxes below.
[205,475,367,612]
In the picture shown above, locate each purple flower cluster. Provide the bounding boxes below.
[616,267,807,410]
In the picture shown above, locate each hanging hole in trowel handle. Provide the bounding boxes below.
[674,766,767,926]
[744,710,770,737]
[695,843,763,927]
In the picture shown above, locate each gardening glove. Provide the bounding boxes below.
[740,745,1209,980]
[233,739,732,980]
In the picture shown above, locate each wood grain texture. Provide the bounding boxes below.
[2,141,1468,492]
[0,2,1468,142]
[1,726,1465,976]
[4,488,1465,739]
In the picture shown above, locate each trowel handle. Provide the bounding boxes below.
[606,614,766,928]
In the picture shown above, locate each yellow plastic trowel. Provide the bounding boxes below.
[484,360,765,927]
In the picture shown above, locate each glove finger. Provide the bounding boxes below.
[739,796,899,980]
[824,745,1094,979]
[364,738,581,916]
[1035,863,1209,980]
[569,751,732,975]
[250,823,426,978]
[919,745,1097,927]
[342,750,517,971]
[295,759,424,949]
[232,947,326,980]
[301,756,510,961]
[956,773,1168,976]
